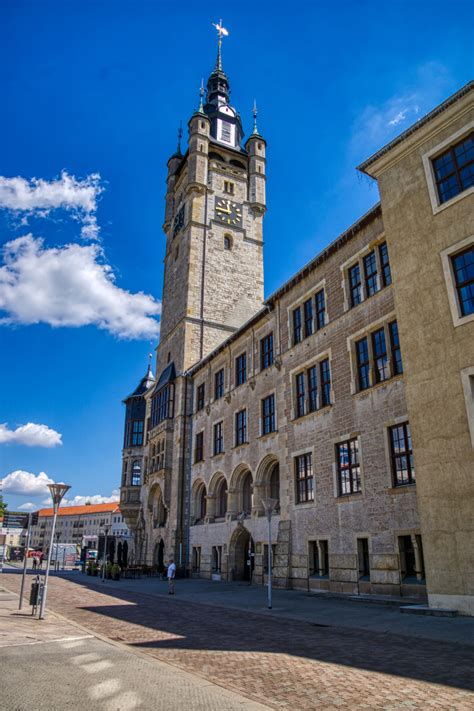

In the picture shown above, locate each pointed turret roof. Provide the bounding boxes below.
[124,364,155,401]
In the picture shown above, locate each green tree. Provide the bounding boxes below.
[0,492,7,520]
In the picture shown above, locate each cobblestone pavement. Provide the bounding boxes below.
[3,572,474,710]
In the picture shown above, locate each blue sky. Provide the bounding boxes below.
[1,0,472,511]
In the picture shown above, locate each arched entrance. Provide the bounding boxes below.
[154,539,165,572]
[230,526,255,581]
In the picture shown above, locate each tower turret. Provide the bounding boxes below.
[245,102,267,216]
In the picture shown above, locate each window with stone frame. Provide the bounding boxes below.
[224,180,235,195]
[260,333,274,370]
[194,431,204,463]
[235,409,247,446]
[213,421,224,455]
[151,384,174,426]
[336,438,361,496]
[295,452,314,503]
[196,383,205,411]
[432,132,474,204]
[291,290,326,347]
[354,319,403,392]
[294,357,332,418]
[131,460,141,487]
[214,368,224,400]
[389,422,415,486]
[261,394,276,435]
[346,241,392,309]
[451,246,474,317]
[235,352,247,386]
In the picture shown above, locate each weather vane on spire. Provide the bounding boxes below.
[212,19,229,71]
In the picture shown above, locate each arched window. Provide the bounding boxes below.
[215,478,227,517]
[242,472,252,513]
[198,485,207,520]
[224,234,232,251]
[270,463,280,507]
[229,159,246,169]
[131,460,141,486]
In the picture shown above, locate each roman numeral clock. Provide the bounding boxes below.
[215,198,242,226]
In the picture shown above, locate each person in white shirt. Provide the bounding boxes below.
[167,559,176,595]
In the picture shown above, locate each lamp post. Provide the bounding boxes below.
[101,523,111,582]
[39,483,70,619]
[55,531,60,571]
[261,498,278,610]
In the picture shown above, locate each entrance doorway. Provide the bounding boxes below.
[231,526,255,581]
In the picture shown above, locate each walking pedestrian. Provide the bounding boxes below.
[38,553,44,569]
[167,558,176,595]
[32,556,37,571]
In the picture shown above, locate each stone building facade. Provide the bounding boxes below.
[119,37,473,614]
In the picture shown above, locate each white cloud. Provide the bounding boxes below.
[60,489,120,507]
[18,502,37,511]
[0,234,161,339]
[350,62,453,160]
[0,172,103,240]
[0,423,62,447]
[1,470,54,497]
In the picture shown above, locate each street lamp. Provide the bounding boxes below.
[39,483,70,619]
[261,498,278,610]
[101,523,111,582]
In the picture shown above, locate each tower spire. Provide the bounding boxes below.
[212,19,228,72]
[176,121,183,155]
[252,100,259,135]
[198,78,205,114]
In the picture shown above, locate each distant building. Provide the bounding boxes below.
[30,502,134,564]
[119,33,474,615]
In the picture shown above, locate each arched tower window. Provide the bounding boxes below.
[224,234,232,251]
[131,460,141,486]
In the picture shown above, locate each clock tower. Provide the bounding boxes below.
[158,30,266,374]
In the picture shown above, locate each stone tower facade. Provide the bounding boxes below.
[120,37,266,567]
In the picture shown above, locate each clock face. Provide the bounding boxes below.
[173,205,185,237]
[215,198,242,226]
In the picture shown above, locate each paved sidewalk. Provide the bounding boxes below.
[0,583,267,710]
[61,570,474,646]
[1,571,473,710]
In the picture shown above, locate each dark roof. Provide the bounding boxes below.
[358,81,474,175]
[187,202,382,377]
[124,365,155,401]
[155,362,176,390]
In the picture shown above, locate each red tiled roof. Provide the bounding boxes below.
[37,502,120,518]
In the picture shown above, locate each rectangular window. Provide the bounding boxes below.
[363,250,378,297]
[194,432,204,463]
[295,453,314,503]
[337,438,361,495]
[295,372,306,418]
[261,394,276,435]
[389,321,403,375]
[451,247,474,317]
[432,132,474,204]
[379,242,392,287]
[320,358,331,407]
[235,409,247,446]
[356,337,370,390]
[315,289,326,329]
[260,333,274,370]
[196,383,205,411]
[224,180,235,195]
[235,353,247,386]
[292,307,302,344]
[349,263,362,307]
[303,298,313,338]
[213,421,224,455]
[220,121,232,143]
[151,384,174,427]
[214,369,224,400]
[131,420,144,446]
[308,365,318,413]
[372,327,389,383]
[389,422,415,486]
